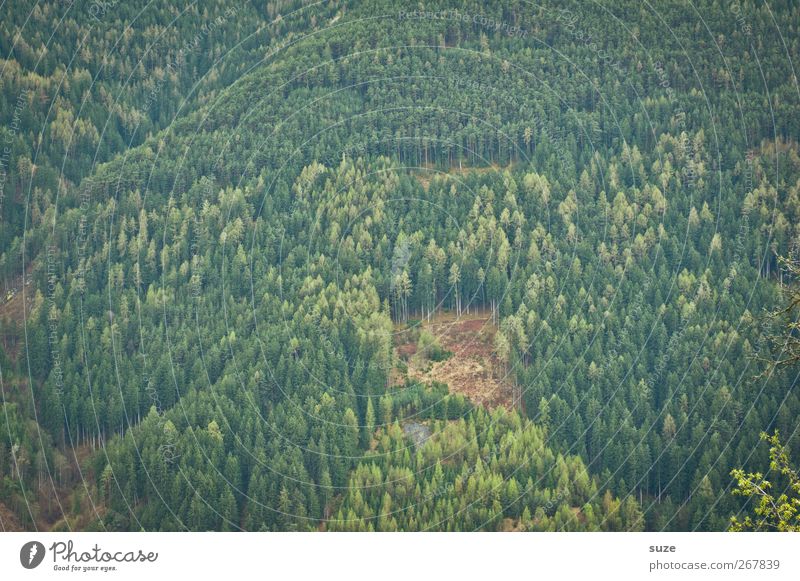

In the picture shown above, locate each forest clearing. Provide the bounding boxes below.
[393,310,514,410]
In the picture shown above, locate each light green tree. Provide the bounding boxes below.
[730,431,800,531]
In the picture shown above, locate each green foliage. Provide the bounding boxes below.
[1,0,798,531]
[730,432,800,532]
[417,329,452,363]
[328,408,644,531]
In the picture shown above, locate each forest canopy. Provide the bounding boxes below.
[0,0,799,532]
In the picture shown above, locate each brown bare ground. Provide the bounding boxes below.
[0,501,24,531]
[393,310,514,410]
[1,265,36,362]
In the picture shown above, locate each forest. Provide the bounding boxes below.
[1,0,799,532]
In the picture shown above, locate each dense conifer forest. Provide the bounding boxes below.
[1,0,799,531]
